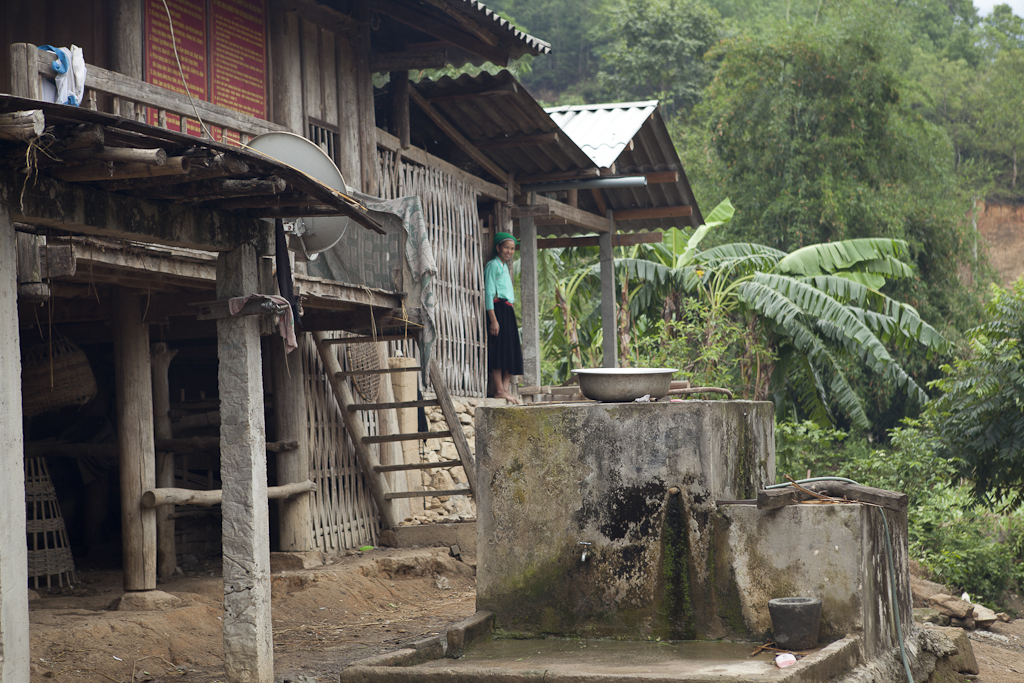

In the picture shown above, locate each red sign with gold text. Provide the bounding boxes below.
[210,0,267,121]
[144,0,208,136]
[144,0,267,141]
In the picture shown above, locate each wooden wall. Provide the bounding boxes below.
[1,0,109,95]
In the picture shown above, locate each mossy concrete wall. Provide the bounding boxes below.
[475,401,774,639]
[719,503,912,659]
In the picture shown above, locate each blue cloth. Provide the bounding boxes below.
[484,257,514,310]
[38,45,68,73]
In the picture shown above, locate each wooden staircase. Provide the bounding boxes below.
[312,331,475,530]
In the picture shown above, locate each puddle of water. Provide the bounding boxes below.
[421,638,780,676]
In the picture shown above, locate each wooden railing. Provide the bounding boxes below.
[8,42,285,144]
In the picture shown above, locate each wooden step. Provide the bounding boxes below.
[385,488,470,500]
[322,334,418,345]
[373,461,463,473]
[336,367,420,377]
[362,430,451,444]
[347,399,439,412]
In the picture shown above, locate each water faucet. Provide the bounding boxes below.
[578,542,591,562]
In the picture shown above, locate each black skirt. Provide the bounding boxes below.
[488,300,523,375]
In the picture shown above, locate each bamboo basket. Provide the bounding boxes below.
[25,457,77,589]
[346,341,382,402]
[21,336,98,418]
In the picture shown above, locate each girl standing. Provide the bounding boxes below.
[485,232,523,404]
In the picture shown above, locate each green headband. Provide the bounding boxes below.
[494,232,518,248]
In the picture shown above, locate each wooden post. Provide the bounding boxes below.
[519,193,541,387]
[389,356,422,515]
[112,289,157,591]
[109,0,143,79]
[8,43,42,100]
[151,342,178,578]
[269,334,313,551]
[354,6,378,195]
[217,244,273,683]
[600,211,618,368]
[16,232,48,301]
[336,25,361,187]
[391,71,410,149]
[374,344,411,523]
[0,204,30,683]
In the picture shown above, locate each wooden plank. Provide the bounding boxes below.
[377,128,509,200]
[374,461,462,473]
[363,430,452,444]
[614,205,693,221]
[538,232,663,249]
[516,193,608,233]
[312,332,399,530]
[391,71,411,149]
[511,204,554,219]
[475,132,559,150]
[409,88,509,183]
[591,189,608,216]
[323,334,417,345]
[348,399,439,412]
[385,488,470,500]
[517,168,601,184]
[336,367,421,377]
[429,358,476,494]
[191,296,288,321]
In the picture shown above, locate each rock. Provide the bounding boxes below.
[435,575,450,590]
[972,604,997,629]
[379,529,399,547]
[914,607,951,626]
[929,593,975,619]
[452,400,467,413]
[462,425,474,438]
[996,612,1011,622]
[911,575,950,608]
[27,589,40,602]
[466,404,476,417]
[113,590,182,611]
[950,616,975,630]
[458,413,473,425]
[439,442,459,461]
[430,469,456,499]
[270,551,327,572]
[420,471,432,486]
[428,411,444,423]
[921,626,980,675]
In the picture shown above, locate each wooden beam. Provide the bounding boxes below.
[511,204,553,219]
[474,132,559,150]
[591,188,608,216]
[643,171,679,184]
[375,0,509,66]
[50,157,190,182]
[425,83,518,104]
[61,146,167,165]
[142,480,315,508]
[537,232,664,249]
[391,71,411,149]
[613,205,693,221]
[517,168,601,184]
[515,193,608,233]
[0,110,44,142]
[371,49,447,72]
[409,88,509,183]
[376,128,509,200]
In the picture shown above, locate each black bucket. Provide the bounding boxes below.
[768,597,822,650]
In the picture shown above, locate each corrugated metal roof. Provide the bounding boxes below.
[540,101,704,235]
[445,1,552,57]
[406,70,596,179]
[545,101,658,169]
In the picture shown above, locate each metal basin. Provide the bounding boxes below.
[572,368,678,402]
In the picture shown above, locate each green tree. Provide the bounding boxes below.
[594,0,724,115]
[928,280,1024,505]
[976,49,1024,194]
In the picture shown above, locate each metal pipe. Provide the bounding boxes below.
[521,176,648,193]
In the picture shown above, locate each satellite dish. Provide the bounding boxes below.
[247,131,351,258]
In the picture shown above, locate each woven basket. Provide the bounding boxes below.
[22,336,98,418]
[346,341,383,402]
[25,457,77,589]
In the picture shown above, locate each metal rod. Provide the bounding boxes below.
[520,176,648,193]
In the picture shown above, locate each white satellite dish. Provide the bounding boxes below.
[247,131,351,258]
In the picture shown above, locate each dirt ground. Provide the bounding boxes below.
[27,547,1024,683]
[29,547,477,683]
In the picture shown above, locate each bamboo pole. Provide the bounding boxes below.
[151,342,178,579]
[142,480,315,508]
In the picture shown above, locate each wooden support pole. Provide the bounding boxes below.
[0,205,30,683]
[391,71,411,150]
[216,244,273,683]
[151,342,178,579]
[269,334,313,552]
[112,289,157,591]
[519,193,541,387]
[50,156,190,182]
[389,356,423,515]
[409,88,509,184]
[312,332,400,530]
[16,232,48,302]
[374,344,411,523]
[600,212,618,368]
[143,480,316,508]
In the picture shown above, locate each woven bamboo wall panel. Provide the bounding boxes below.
[378,150,486,397]
[301,334,378,551]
